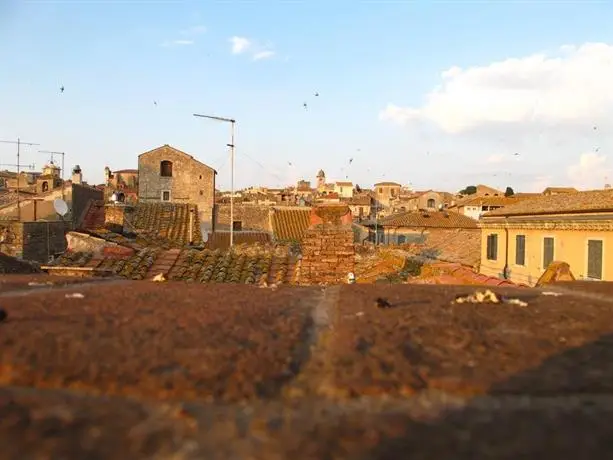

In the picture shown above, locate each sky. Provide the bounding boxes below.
[1,0,613,193]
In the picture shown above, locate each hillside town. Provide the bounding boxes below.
[1,142,611,286]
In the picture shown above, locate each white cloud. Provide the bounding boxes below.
[252,50,275,61]
[230,36,251,54]
[380,42,613,133]
[229,36,275,61]
[567,152,611,189]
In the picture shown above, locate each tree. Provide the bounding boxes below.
[504,186,515,197]
[459,185,477,195]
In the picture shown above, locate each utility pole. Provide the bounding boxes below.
[38,150,66,200]
[193,113,236,247]
[0,138,40,221]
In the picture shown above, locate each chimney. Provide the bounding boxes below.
[104,203,134,234]
[71,165,82,185]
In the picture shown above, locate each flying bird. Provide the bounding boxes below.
[349,158,353,164]
[288,161,292,166]
[153,100,158,106]
[513,153,520,156]
[314,92,319,97]
[303,102,308,110]
[60,86,64,93]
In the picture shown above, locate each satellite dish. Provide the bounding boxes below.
[53,199,69,217]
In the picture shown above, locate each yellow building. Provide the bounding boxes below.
[479,189,613,285]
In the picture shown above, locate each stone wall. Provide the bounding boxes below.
[138,145,216,226]
[0,221,24,258]
[215,203,272,231]
[298,205,355,285]
[72,183,104,228]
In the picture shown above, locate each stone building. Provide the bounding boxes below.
[137,144,216,226]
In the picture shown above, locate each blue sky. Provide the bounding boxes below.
[1,0,613,192]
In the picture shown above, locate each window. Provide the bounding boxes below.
[515,235,526,266]
[199,175,202,179]
[486,234,498,260]
[41,181,49,192]
[427,198,435,208]
[543,237,554,268]
[398,235,406,244]
[587,239,603,280]
[233,221,242,231]
[199,190,203,196]
[162,190,170,201]
[379,188,383,194]
[160,160,173,177]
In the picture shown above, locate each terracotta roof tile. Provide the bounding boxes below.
[400,228,481,268]
[483,189,613,217]
[271,208,311,241]
[459,195,530,207]
[204,231,272,250]
[381,210,478,229]
[49,245,298,285]
[129,202,202,246]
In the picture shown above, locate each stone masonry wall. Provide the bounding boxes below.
[0,222,24,258]
[138,145,215,226]
[215,203,272,231]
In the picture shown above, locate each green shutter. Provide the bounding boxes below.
[515,235,525,265]
[587,240,603,280]
[543,237,554,268]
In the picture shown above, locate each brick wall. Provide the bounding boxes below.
[215,203,272,231]
[71,183,104,228]
[298,205,355,285]
[137,145,215,226]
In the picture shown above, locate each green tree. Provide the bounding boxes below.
[504,186,515,197]
[459,185,477,195]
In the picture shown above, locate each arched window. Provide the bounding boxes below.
[160,160,173,177]
[41,181,49,193]
[427,198,435,208]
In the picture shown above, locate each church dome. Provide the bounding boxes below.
[317,169,325,178]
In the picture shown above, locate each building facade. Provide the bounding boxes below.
[479,189,613,285]
[137,144,216,226]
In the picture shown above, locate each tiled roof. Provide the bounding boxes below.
[335,181,353,186]
[271,208,311,241]
[80,202,203,248]
[409,262,522,286]
[380,210,478,228]
[348,195,372,206]
[113,169,138,174]
[483,188,613,217]
[48,245,298,285]
[401,228,481,268]
[204,231,272,250]
[129,202,203,245]
[458,195,528,207]
[80,201,105,229]
[543,187,578,194]
[374,181,401,186]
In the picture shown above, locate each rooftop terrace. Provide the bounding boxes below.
[0,276,612,458]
